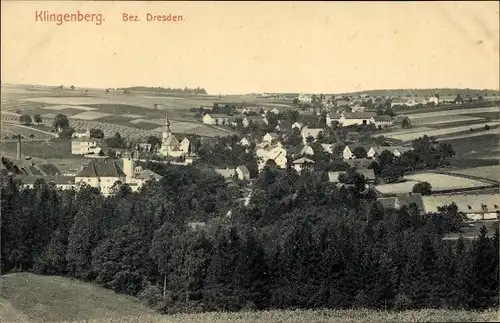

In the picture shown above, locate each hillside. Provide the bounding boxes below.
[335,88,500,97]
[0,273,153,323]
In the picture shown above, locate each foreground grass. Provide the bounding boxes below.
[68,308,499,323]
[1,273,497,323]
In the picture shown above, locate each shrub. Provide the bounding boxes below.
[394,293,412,311]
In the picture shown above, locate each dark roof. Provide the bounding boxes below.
[76,159,127,178]
[373,115,393,122]
[345,158,372,168]
[37,164,62,176]
[356,168,375,180]
[397,193,425,214]
[237,165,250,176]
[17,175,75,185]
[343,112,376,119]
[377,197,398,209]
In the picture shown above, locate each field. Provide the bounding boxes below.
[1,139,73,159]
[1,122,56,140]
[383,122,499,142]
[0,272,497,323]
[0,273,154,323]
[441,134,499,161]
[445,165,500,182]
[404,107,499,120]
[375,172,493,194]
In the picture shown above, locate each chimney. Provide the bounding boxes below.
[16,136,21,160]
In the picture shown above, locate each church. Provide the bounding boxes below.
[159,113,190,157]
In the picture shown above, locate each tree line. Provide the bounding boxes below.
[1,163,497,313]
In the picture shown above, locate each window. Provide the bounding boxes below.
[467,205,472,210]
[494,204,498,209]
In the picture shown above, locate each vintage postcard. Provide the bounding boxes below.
[0,1,499,323]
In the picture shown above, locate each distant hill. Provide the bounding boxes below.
[0,273,153,323]
[117,86,208,95]
[335,88,500,97]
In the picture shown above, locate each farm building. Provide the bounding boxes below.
[422,194,500,221]
[371,115,394,128]
[343,144,374,160]
[321,144,334,154]
[300,126,324,145]
[72,128,90,139]
[377,193,426,215]
[262,132,280,143]
[340,112,376,127]
[71,137,102,156]
[300,145,315,156]
[292,157,315,173]
[236,165,251,180]
[202,114,229,125]
[242,116,266,128]
[291,122,304,130]
[239,137,252,146]
[326,113,343,126]
[256,144,287,170]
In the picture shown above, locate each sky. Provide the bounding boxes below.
[1,1,499,95]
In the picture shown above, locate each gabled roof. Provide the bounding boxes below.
[37,164,62,176]
[343,112,376,119]
[356,168,375,180]
[423,194,500,214]
[328,171,341,183]
[397,193,425,214]
[320,144,334,153]
[265,132,279,139]
[372,115,393,122]
[17,175,75,185]
[377,197,398,209]
[76,159,127,178]
[206,114,229,118]
[293,157,315,164]
[301,127,324,137]
[214,168,235,178]
[164,134,180,146]
[135,169,163,180]
[237,165,250,176]
[391,146,413,153]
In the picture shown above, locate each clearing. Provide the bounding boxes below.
[404,173,492,191]
[445,165,500,182]
[0,272,153,323]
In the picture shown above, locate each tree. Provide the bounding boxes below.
[147,135,162,152]
[58,127,75,139]
[33,114,42,125]
[19,115,32,125]
[401,117,412,129]
[70,85,75,90]
[53,114,70,130]
[89,128,104,139]
[353,147,367,159]
[412,182,432,195]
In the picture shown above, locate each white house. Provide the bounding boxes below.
[321,144,334,154]
[326,113,343,127]
[263,132,280,143]
[292,157,315,173]
[202,114,229,125]
[371,115,394,128]
[180,137,190,154]
[291,122,304,130]
[271,108,280,115]
[300,145,315,156]
[298,93,313,103]
[239,137,251,146]
[339,112,376,127]
[242,116,266,128]
[72,128,90,139]
[256,144,287,170]
[300,126,324,145]
[428,96,439,105]
[392,146,413,157]
[236,165,251,180]
[71,137,102,155]
[343,144,374,160]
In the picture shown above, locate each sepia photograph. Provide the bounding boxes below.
[0,1,499,322]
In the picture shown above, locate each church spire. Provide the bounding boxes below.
[164,112,171,136]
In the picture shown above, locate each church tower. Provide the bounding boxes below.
[162,113,172,140]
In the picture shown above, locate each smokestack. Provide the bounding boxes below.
[16,136,21,160]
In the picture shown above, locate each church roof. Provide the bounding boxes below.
[76,159,127,178]
[163,135,180,146]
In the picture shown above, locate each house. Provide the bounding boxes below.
[422,194,500,221]
[326,113,343,127]
[256,145,287,170]
[214,167,236,179]
[239,137,251,146]
[453,94,465,105]
[321,144,334,154]
[367,146,383,159]
[300,126,324,145]
[356,168,376,182]
[340,112,376,127]
[300,145,315,156]
[371,115,394,128]
[242,116,266,128]
[428,96,439,105]
[236,165,251,180]
[292,157,315,173]
[391,146,413,157]
[263,132,280,143]
[343,144,373,160]
[180,137,190,154]
[71,137,102,155]
[72,128,90,139]
[328,171,341,183]
[271,108,280,115]
[298,93,313,103]
[202,114,229,125]
[376,193,425,215]
[390,97,405,108]
[75,159,126,196]
[344,158,373,169]
[17,175,77,190]
[291,122,304,130]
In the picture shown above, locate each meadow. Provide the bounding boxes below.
[446,165,500,182]
[1,139,73,159]
[404,173,491,191]
[384,122,499,142]
[0,272,497,323]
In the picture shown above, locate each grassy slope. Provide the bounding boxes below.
[0,273,497,323]
[0,273,154,323]
[72,309,499,323]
